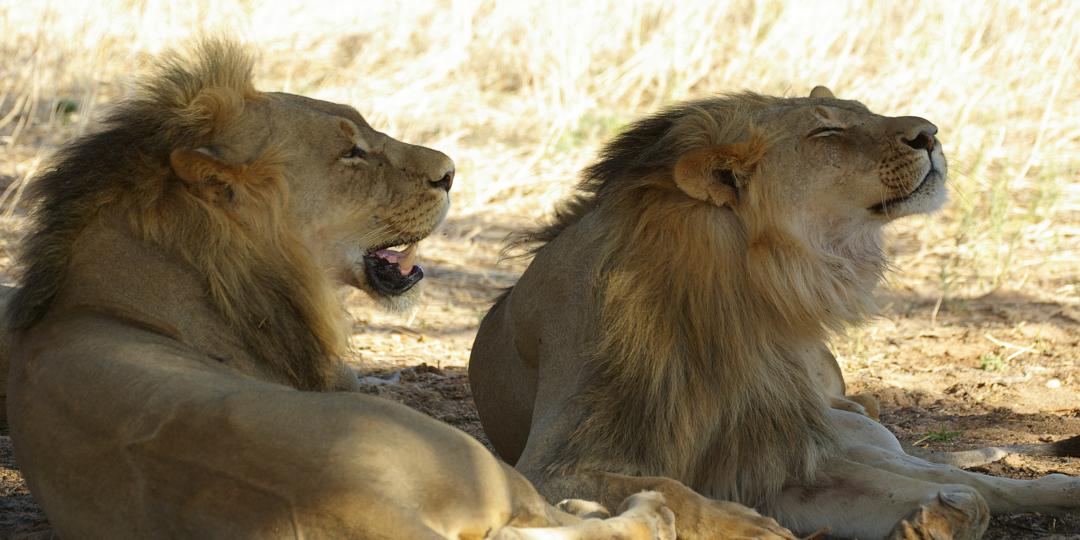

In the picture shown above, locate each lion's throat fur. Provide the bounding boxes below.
[547,189,887,511]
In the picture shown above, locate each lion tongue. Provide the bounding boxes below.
[375,244,418,276]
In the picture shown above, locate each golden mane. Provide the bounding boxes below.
[508,92,777,256]
[7,40,346,391]
[518,94,894,509]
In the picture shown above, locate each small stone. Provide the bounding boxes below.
[1046,378,1062,389]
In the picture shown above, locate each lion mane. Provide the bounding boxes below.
[505,94,896,509]
[7,40,346,391]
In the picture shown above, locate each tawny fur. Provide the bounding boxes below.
[505,95,899,509]
[2,39,692,540]
[477,88,1078,539]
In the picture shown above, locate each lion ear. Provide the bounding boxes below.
[809,85,835,99]
[169,147,239,205]
[673,139,767,208]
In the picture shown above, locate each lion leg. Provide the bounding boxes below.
[492,492,675,540]
[535,472,797,539]
[847,443,1080,516]
[776,457,989,540]
[835,408,1080,515]
[807,343,880,420]
[469,294,538,465]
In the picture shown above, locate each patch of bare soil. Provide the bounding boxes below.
[0,431,48,537]
[841,289,1080,539]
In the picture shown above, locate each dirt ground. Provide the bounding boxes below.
[0,209,1077,538]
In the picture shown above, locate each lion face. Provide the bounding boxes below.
[269,93,454,305]
[673,87,946,244]
[760,92,946,227]
[176,92,454,306]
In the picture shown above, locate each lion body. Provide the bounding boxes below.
[471,89,1080,538]
[3,41,689,539]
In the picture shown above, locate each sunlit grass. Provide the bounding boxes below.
[1,0,1077,309]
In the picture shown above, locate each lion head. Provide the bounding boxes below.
[7,40,454,390]
[673,85,945,221]
[505,87,947,507]
[162,51,455,307]
[667,84,946,331]
[525,85,945,336]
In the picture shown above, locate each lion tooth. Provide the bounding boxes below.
[398,244,418,275]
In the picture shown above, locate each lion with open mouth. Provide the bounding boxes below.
[0,40,740,539]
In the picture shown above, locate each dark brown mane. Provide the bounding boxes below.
[6,40,345,391]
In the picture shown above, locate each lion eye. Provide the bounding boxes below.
[343,145,368,160]
[808,126,845,138]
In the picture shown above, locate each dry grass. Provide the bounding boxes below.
[2,1,1077,304]
[0,2,1074,336]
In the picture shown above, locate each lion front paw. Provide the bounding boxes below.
[615,492,676,540]
[887,490,989,540]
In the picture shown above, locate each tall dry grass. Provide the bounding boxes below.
[1,0,1077,306]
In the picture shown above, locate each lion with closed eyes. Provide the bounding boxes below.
[470,86,1080,539]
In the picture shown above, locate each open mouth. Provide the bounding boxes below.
[869,168,938,214]
[362,242,424,296]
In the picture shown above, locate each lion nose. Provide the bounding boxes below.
[895,119,938,152]
[430,168,454,192]
[903,129,936,151]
